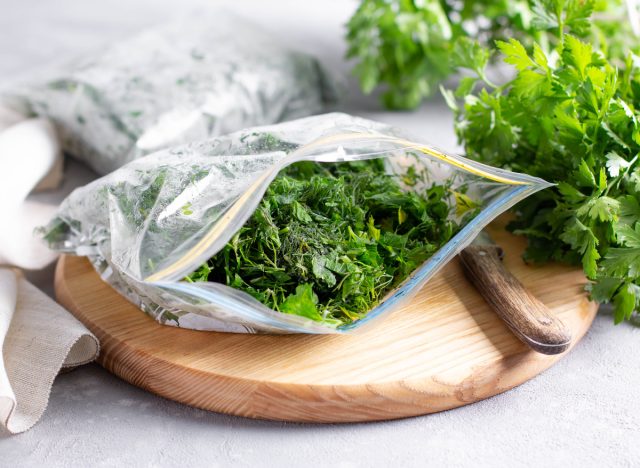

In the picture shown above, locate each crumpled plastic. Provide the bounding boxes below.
[3,11,336,175]
[40,113,551,333]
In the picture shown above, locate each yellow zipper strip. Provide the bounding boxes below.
[145,168,275,282]
[413,143,529,186]
[144,133,528,282]
[288,132,529,186]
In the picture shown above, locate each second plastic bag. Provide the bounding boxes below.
[40,113,551,333]
[2,11,336,175]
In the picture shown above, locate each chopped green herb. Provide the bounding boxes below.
[185,160,462,327]
[181,202,193,216]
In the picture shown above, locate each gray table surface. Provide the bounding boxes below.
[1,1,639,466]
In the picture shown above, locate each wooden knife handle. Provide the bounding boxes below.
[459,245,572,355]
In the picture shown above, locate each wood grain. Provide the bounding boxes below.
[54,219,598,423]
[459,244,572,354]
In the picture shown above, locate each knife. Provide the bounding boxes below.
[459,231,572,355]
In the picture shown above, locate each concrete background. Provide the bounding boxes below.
[1,1,639,466]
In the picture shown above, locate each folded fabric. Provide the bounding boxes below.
[3,10,337,175]
[0,106,98,435]
[0,116,63,269]
[0,269,99,434]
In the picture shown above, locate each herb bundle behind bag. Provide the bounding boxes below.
[3,11,336,175]
[40,113,550,334]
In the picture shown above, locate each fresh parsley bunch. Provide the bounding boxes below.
[443,0,640,322]
[346,0,633,109]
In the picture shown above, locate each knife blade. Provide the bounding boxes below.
[459,231,572,355]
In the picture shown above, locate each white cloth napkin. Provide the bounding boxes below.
[0,117,63,268]
[0,106,99,434]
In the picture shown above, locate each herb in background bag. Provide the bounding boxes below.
[5,11,336,175]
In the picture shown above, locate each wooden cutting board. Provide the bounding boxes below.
[54,219,597,423]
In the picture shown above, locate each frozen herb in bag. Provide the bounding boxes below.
[40,113,551,333]
[4,11,336,175]
[186,159,462,327]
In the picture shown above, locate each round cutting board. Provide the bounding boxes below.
[55,219,597,423]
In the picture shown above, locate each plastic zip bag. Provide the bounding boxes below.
[40,113,551,333]
[3,11,336,175]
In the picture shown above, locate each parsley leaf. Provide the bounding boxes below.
[346,0,636,109]
[446,0,640,323]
